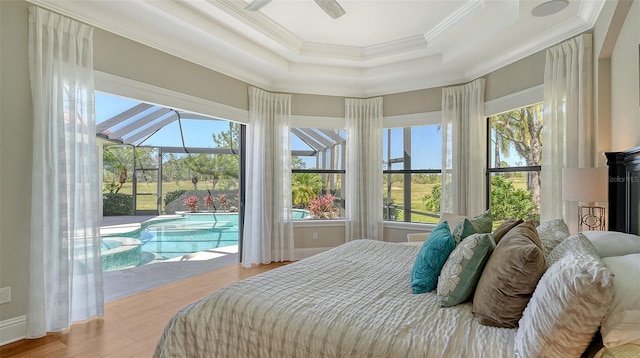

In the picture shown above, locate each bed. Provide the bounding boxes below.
[154,147,640,358]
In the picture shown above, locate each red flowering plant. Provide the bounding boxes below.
[308,194,340,219]
[205,195,214,211]
[184,196,199,212]
[217,194,228,210]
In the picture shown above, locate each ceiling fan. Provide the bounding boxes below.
[245,0,346,19]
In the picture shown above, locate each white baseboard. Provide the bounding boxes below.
[294,247,333,260]
[0,315,26,346]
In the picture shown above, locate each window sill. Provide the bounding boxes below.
[293,219,346,228]
[383,221,437,230]
[293,219,437,231]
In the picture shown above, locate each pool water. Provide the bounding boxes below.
[106,209,309,263]
[139,213,239,260]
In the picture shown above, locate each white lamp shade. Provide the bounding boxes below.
[562,167,608,202]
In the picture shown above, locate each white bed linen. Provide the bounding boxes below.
[154,239,516,357]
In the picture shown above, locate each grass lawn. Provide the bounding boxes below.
[385,175,530,224]
[109,175,530,219]
[387,182,439,224]
[507,175,527,190]
[105,179,233,211]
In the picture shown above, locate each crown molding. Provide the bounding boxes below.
[205,0,304,52]
[424,0,484,42]
[300,34,429,62]
[578,0,607,26]
[29,0,604,97]
[363,35,429,60]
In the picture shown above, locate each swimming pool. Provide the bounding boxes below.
[139,213,240,260]
[102,209,309,270]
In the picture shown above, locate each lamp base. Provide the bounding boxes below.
[578,205,605,231]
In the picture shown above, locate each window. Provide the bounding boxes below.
[487,103,542,226]
[383,125,442,223]
[291,128,346,220]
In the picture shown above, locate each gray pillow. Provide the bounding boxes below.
[492,218,523,244]
[472,220,546,328]
[451,210,492,244]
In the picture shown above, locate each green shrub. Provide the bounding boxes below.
[164,189,188,207]
[103,193,133,216]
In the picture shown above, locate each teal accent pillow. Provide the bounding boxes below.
[411,221,456,294]
[437,233,496,307]
[452,210,492,244]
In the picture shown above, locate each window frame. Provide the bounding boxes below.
[290,126,346,219]
[484,111,542,216]
[383,125,442,223]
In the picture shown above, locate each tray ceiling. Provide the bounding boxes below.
[31,0,605,97]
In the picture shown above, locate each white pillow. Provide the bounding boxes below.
[515,234,614,357]
[536,219,570,258]
[601,253,640,347]
[581,231,640,258]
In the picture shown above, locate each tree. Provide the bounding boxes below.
[490,176,536,221]
[183,153,238,191]
[292,156,306,170]
[172,123,243,191]
[162,153,184,186]
[421,177,536,222]
[491,103,542,213]
[292,173,322,208]
[422,183,441,213]
[103,146,134,193]
[212,122,240,149]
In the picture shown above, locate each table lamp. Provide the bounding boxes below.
[562,167,608,231]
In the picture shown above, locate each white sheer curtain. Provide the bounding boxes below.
[242,87,294,267]
[541,34,594,222]
[441,79,486,216]
[345,97,383,241]
[27,7,103,338]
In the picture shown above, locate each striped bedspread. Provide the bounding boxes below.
[154,239,516,357]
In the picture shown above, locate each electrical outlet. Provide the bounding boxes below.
[312,232,318,240]
[0,287,11,304]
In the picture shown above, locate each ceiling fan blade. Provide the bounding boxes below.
[314,0,346,19]
[245,0,273,11]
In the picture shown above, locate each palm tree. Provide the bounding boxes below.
[491,103,543,211]
[292,173,323,208]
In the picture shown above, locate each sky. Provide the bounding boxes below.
[96,92,522,170]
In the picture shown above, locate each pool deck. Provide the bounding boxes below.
[100,215,240,261]
[101,215,157,233]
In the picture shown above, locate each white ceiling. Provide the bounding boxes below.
[33,0,605,97]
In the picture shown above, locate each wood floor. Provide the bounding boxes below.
[0,262,286,357]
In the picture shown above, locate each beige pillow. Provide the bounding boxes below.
[439,212,466,232]
[472,220,546,328]
[515,234,614,357]
[492,218,523,244]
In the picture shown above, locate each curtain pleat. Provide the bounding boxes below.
[345,97,383,241]
[27,6,103,338]
[242,87,293,267]
[541,34,594,225]
[440,79,486,216]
